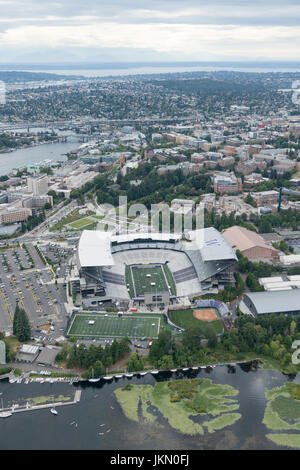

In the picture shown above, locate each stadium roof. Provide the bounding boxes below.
[77,228,236,268]
[244,289,300,315]
[187,227,237,262]
[78,231,115,268]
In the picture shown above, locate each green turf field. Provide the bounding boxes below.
[125,264,176,298]
[69,217,94,229]
[169,309,223,336]
[66,312,161,339]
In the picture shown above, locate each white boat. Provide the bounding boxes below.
[115,374,123,379]
[103,376,113,380]
[126,373,133,377]
[0,411,12,418]
[192,367,199,370]
[139,371,147,376]
[88,368,100,383]
[50,408,58,415]
[151,370,159,375]
[170,369,177,372]
[182,368,189,371]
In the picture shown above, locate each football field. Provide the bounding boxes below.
[125,264,176,297]
[66,312,161,339]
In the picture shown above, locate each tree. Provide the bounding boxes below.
[126,352,144,372]
[13,303,31,342]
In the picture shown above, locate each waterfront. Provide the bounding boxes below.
[0,364,298,450]
[0,130,80,176]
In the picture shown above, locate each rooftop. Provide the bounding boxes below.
[244,289,300,315]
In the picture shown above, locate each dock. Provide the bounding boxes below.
[1,390,81,416]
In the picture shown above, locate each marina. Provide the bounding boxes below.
[0,390,81,417]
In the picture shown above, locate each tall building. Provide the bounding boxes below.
[27,175,48,196]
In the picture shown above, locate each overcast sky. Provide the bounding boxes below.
[0,0,299,63]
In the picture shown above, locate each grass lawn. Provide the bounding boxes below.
[169,308,223,336]
[69,217,94,229]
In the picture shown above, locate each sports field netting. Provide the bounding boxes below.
[66,312,161,339]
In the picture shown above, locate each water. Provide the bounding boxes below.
[0,365,296,450]
[0,130,80,176]
[16,65,300,78]
[2,62,300,78]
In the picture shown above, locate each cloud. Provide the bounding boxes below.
[0,1,299,61]
[1,22,300,58]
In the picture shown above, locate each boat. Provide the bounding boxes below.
[88,368,100,383]
[50,408,58,415]
[170,369,177,372]
[115,374,123,379]
[0,411,12,418]
[151,370,159,375]
[139,371,147,376]
[125,373,133,378]
[182,368,189,371]
[192,367,199,370]
[103,376,113,381]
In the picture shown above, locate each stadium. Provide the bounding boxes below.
[70,227,237,312]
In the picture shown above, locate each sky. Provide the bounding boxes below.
[0,0,299,63]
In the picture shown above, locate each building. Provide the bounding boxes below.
[71,228,237,308]
[27,175,48,196]
[242,289,300,316]
[213,173,242,194]
[0,207,32,224]
[222,226,278,260]
[16,344,40,363]
[170,199,195,214]
[251,190,279,207]
[36,346,61,366]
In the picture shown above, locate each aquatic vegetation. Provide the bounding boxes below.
[114,378,240,436]
[202,413,241,434]
[28,395,71,406]
[264,383,300,448]
[266,433,300,449]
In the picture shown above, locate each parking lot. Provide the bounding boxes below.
[0,243,68,333]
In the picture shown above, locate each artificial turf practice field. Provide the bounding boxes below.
[66,312,161,339]
[168,308,224,336]
[125,264,176,298]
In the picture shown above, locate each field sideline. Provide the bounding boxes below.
[66,312,162,339]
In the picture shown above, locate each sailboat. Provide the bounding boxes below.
[88,368,100,383]
[0,398,12,418]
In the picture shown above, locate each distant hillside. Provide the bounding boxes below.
[0,71,83,83]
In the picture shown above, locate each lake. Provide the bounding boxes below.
[0,364,298,450]
[0,130,80,176]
